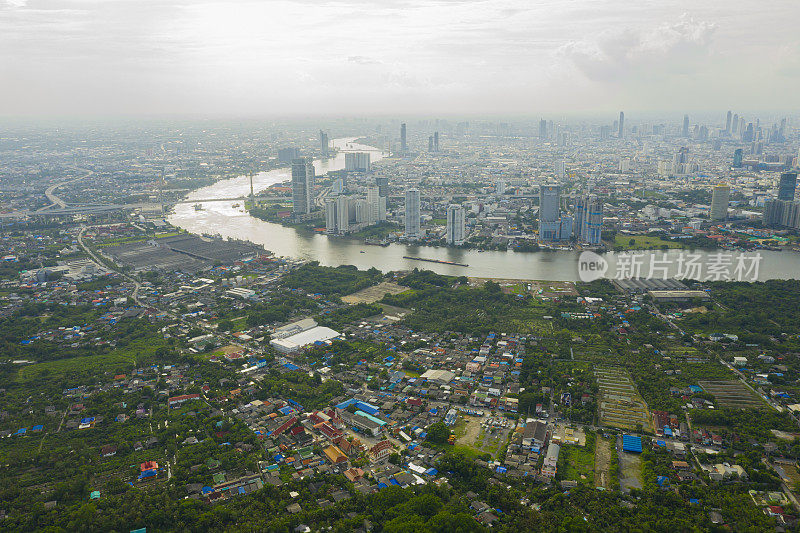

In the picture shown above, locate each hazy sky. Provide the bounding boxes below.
[2,0,799,116]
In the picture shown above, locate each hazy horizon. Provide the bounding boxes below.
[2,0,800,117]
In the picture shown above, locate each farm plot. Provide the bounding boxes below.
[596,367,653,432]
[698,380,766,409]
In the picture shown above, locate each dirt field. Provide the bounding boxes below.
[594,436,612,488]
[341,281,408,304]
[456,416,482,447]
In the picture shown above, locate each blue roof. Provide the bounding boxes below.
[622,435,642,453]
[425,468,438,476]
[377,482,388,489]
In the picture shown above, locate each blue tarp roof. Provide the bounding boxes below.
[622,435,642,453]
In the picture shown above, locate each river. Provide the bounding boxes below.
[168,138,800,282]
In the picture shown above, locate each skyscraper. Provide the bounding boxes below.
[725,111,732,134]
[319,130,329,157]
[682,115,690,137]
[778,172,798,201]
[375,177,389,199]
[582,195,603,245]
[433,131,439,152]
[428,136,434,152]
[538,185,561,242]
[618,112,624,138]
[324,198,338,234]
[446,204,465,245]
[404,188,420,239]
[732,148,743,169]
[710,184,730,221]
[345,152,370,172]
[732,113,739,133]
[400,123,407,154]
[539,119,548,139]
[366,185,386,224]
[291,158,312,215]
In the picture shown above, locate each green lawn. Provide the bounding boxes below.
[560,441,596,484]
[613,234,683,250]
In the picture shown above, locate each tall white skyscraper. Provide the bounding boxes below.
[366,186,386,224]
[324,198,338,234]
[336,195,350,233]
[711,184,730,221]
[446,204,465,245]
[405,188,420,239]
[496,180,506,195]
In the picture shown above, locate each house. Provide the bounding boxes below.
[100,444,117,457]
[522,421,548,451]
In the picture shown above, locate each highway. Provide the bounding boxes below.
[37,168,94,212]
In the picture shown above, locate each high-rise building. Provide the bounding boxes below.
[306,160,315,199]
[732,148,743,169]
[336,195,350,233]
[496,180,506,195]
[539,119,548,139]
[619,159,631,173]
[764,198,800,229]
[778,172,798,201]
[732,113,739,133]
[404,188,420,239]
[682,115,690,137]
[375,177,389,198]
[278,147,300,163]
[319,130,329,157]
[400,123,407,154]
[582,195,604,245]
[434,131,439,152]
[428,136,434,152]
[446,204,465,245]
[600,125,611,140]
[345,152,370,172]
[710,184,730,221]
[366,185,386,224]
[291,158,312,215]
[618,111,625,138]
[538,185,562,242]
[555,160,566,178]
[324,198,338,234]
[725,111,732,134]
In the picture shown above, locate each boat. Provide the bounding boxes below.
[232,203,240,208]
[403,256,468,267]
[194,204,203,211]
[360,250,365,253]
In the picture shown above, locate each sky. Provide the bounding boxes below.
[1,0,799,117]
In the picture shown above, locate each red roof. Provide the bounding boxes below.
[140,461,159,472]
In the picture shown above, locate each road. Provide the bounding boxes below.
[37,168,94,212]
[77,225,143,306]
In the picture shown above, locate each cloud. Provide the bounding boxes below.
[4,0,28,6]
[558,14,717,82]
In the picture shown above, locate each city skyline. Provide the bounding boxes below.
[2,0,800,116]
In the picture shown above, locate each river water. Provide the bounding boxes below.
[168,138,800,282]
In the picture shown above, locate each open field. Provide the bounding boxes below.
[614,234,683,250]
[341,281,408,304]
[596,367,653,432]
[594,436,612,488]
[469,278,578,298]
[561,443,595,484]
[698,380,766,409]
[618,448,643,492]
